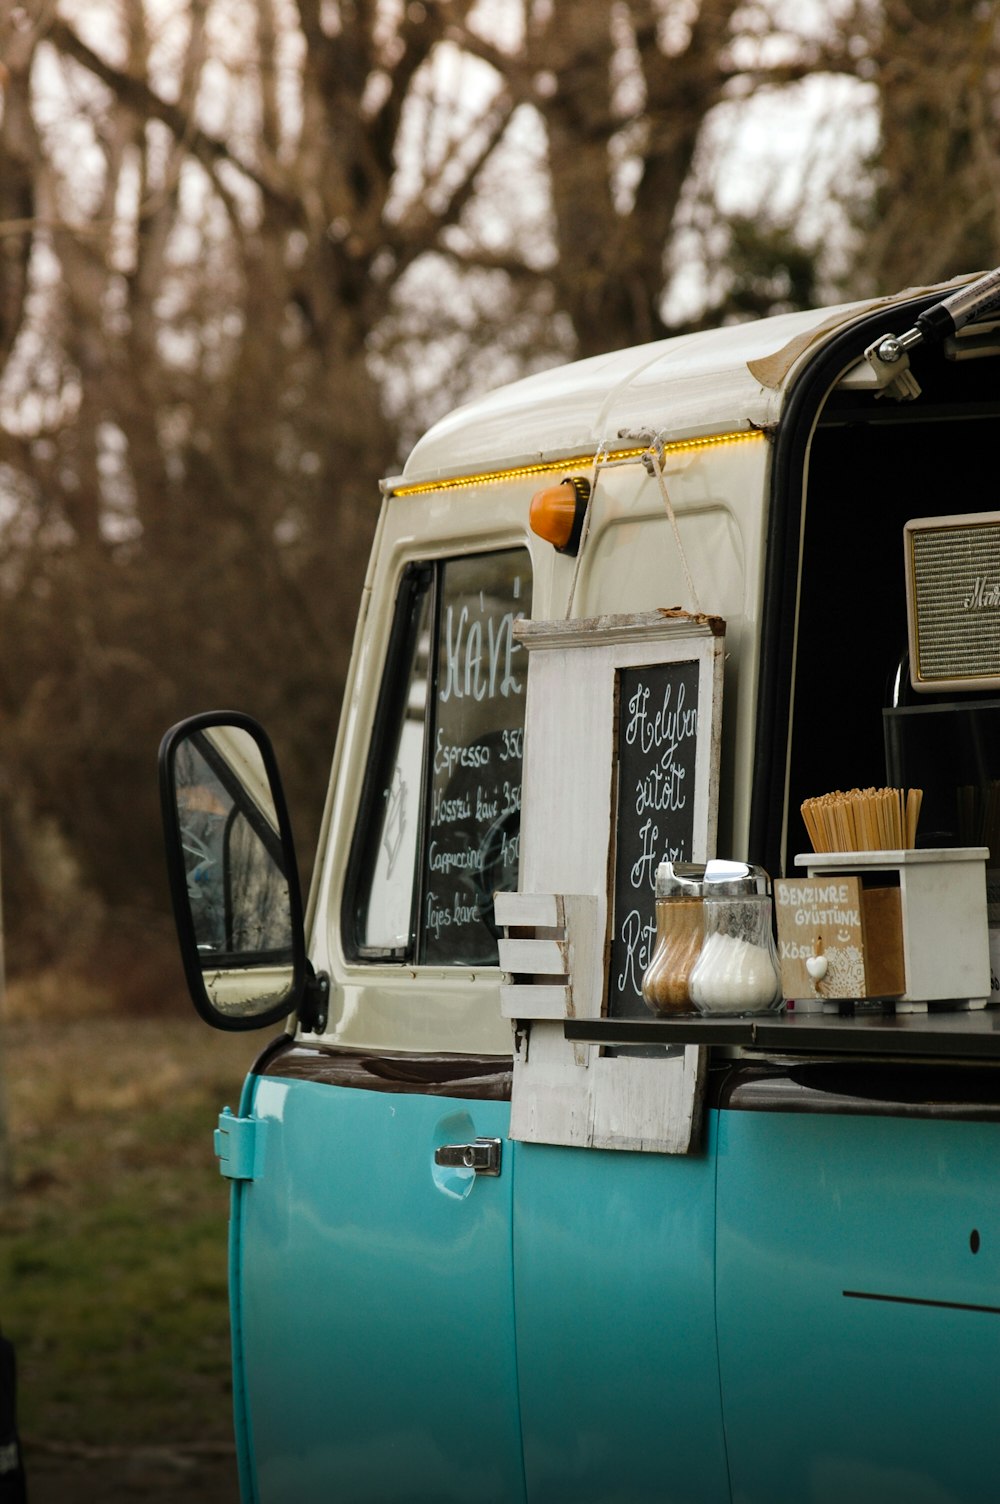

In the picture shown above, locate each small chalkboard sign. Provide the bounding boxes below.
[774,876,905,1000]
[609,660,701,1018]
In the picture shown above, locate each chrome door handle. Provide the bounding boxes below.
[434,1138,502,1176]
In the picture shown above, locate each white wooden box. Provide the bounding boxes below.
[794,848,991,1010]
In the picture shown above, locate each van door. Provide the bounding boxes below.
[236,1064,520,1504]
[502,612,732,1503]
[231,547,532,1503]
[720,306,1000,1503]
[716,1069,1000,1504]
[513,1132,731,1504]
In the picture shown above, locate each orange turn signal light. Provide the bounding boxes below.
[529,477,590,555]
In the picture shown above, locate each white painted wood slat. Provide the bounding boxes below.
[506,611,724,1156]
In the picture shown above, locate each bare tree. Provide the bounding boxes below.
[446,2,870,354]
[0,0,531,974]
[844,0,1000,292]
[3,0,988,994]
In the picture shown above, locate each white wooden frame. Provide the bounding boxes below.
[497,612,725,1154]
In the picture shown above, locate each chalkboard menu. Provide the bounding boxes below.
[419,549,532,966]
[608,660,701,1018]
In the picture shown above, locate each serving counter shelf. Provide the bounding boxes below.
[564,1007,1000,1060]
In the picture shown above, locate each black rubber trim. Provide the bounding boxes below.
[748,291,946,880]
[712,1059,1000,1120]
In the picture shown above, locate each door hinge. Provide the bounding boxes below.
[215,1108,264,1181]
[299,966,330,1035]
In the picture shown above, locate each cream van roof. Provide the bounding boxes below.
[397,273,985,487]
[398,299,871,486]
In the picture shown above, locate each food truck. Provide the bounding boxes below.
[160,269,1000,1504]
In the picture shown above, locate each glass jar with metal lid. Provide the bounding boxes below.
[688,862,783,1016]
[641,861,710,1016]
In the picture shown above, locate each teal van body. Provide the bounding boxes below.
[221,1073,1000,1503]
[160,271,1000,1502]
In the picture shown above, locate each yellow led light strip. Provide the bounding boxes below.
[389,428,764,498]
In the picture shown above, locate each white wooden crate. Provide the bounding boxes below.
[495,891,601,1022]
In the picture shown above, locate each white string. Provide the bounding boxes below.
[564,439,702,618]
[646,443,702,615]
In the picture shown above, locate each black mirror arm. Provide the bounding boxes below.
[299,964,330,1035]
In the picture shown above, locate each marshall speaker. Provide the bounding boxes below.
[905,512,1000,692]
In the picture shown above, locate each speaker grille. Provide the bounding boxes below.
[907,514,1000,689]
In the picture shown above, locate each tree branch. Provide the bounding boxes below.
[390,88,519,274]
[44,15,298,216]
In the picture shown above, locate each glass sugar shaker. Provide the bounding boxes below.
[688,862,783,1016]
[641,862,708,1016]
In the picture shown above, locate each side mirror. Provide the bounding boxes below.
[159,712,317,1031]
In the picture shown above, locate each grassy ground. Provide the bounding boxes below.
[1,990,260,1502]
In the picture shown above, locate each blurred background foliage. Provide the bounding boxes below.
[1,0,999,998]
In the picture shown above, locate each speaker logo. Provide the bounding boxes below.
[963,577,1000,610]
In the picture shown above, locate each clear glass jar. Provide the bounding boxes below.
[688,865,783,1016]
[641,862,707,1016]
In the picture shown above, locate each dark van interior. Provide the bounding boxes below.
[756,310,1000,881]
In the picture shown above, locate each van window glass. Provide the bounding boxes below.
[420,551,530,965]
[348,549,531,965]
[360,579,433,952]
